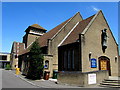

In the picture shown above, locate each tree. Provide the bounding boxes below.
[26,40,44,80]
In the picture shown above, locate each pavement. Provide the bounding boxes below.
[9,70,81,88]
[9,69,105,88]
[2,69,106,88]
[109,76,120,80]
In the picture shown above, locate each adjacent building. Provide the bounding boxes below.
[10,42,25,69]
[0,52,10,68]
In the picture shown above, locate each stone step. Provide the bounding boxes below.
[102,80,120,83]
[100,79,120,88]
[104,79,120,82]
[99,77,120,88]
[100,82,120,86]
[99,84,120,88]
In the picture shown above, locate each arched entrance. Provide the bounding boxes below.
[98,56,111,76]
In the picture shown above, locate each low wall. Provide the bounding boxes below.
[58,70,109,87]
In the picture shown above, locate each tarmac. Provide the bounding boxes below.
[9,70,107,88]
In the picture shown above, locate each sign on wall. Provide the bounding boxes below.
[88,73,96,84]
[91,58,97,68]
[44,65,48,69]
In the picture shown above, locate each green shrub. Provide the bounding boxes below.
[5,64,11,70]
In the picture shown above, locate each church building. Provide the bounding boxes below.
[11,10,119,80]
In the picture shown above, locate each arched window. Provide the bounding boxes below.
[45,60,49,69]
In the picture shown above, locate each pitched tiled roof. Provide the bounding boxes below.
[60,15,95,46]
[18,45,30,55]
[18,43,25,55]
[19,15,94,55]
[19,18,71,55]
[37,18,71,47]
[30,24,46,30]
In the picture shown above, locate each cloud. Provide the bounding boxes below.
[91,6,100,12]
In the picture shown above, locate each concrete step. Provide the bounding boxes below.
[99,84,120,88]
[102,80,120,83]
[100,78,120,88]
[100,83,120,86]
[104,79,120,82]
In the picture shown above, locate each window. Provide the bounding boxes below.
[15,55,18,58]
[0,55,1,60]
[64,51,67,69]
[44,60,49,69]
[17,50,19,53]
[0,55,7,60]
[68,50,71,69]
[72,50,74,69]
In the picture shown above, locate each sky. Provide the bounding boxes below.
[2,2,118,53]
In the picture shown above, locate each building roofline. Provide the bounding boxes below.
[0,52,10,54]
[81,10,118,46]
[51,12,82,40]
[81,10,100,34]
[58,22,80,47]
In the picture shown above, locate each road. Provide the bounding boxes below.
[2,69,39,88]
[2,69,80,88]
[1,69,103,89]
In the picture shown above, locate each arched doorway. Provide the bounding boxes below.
[98,56,111,76]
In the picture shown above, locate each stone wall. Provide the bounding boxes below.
[27,34,40,47]
[81,11,119,76]
[58,70,109,87]
[48,13,83,71]
[118,56,120,77]
[43,55,53,77]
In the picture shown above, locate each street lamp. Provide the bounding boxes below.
[89,52,92,61]
[115,56,117,62]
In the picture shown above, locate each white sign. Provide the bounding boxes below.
[88,73,96,84]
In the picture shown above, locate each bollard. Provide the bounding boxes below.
[16,68,20,75]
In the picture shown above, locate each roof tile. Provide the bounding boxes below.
[19,18,71,55]
[30,24,46,30]
[61,15,95,46]
[38,18,71,47]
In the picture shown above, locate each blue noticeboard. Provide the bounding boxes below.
[91,58,97,68]
[44,65,47,68]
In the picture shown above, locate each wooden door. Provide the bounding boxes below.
[99,56,111,76]
[100,60,107,70]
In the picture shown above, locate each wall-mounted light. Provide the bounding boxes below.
[89,52,92,61]
[27,55,29,58]
[115,56,117,62]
